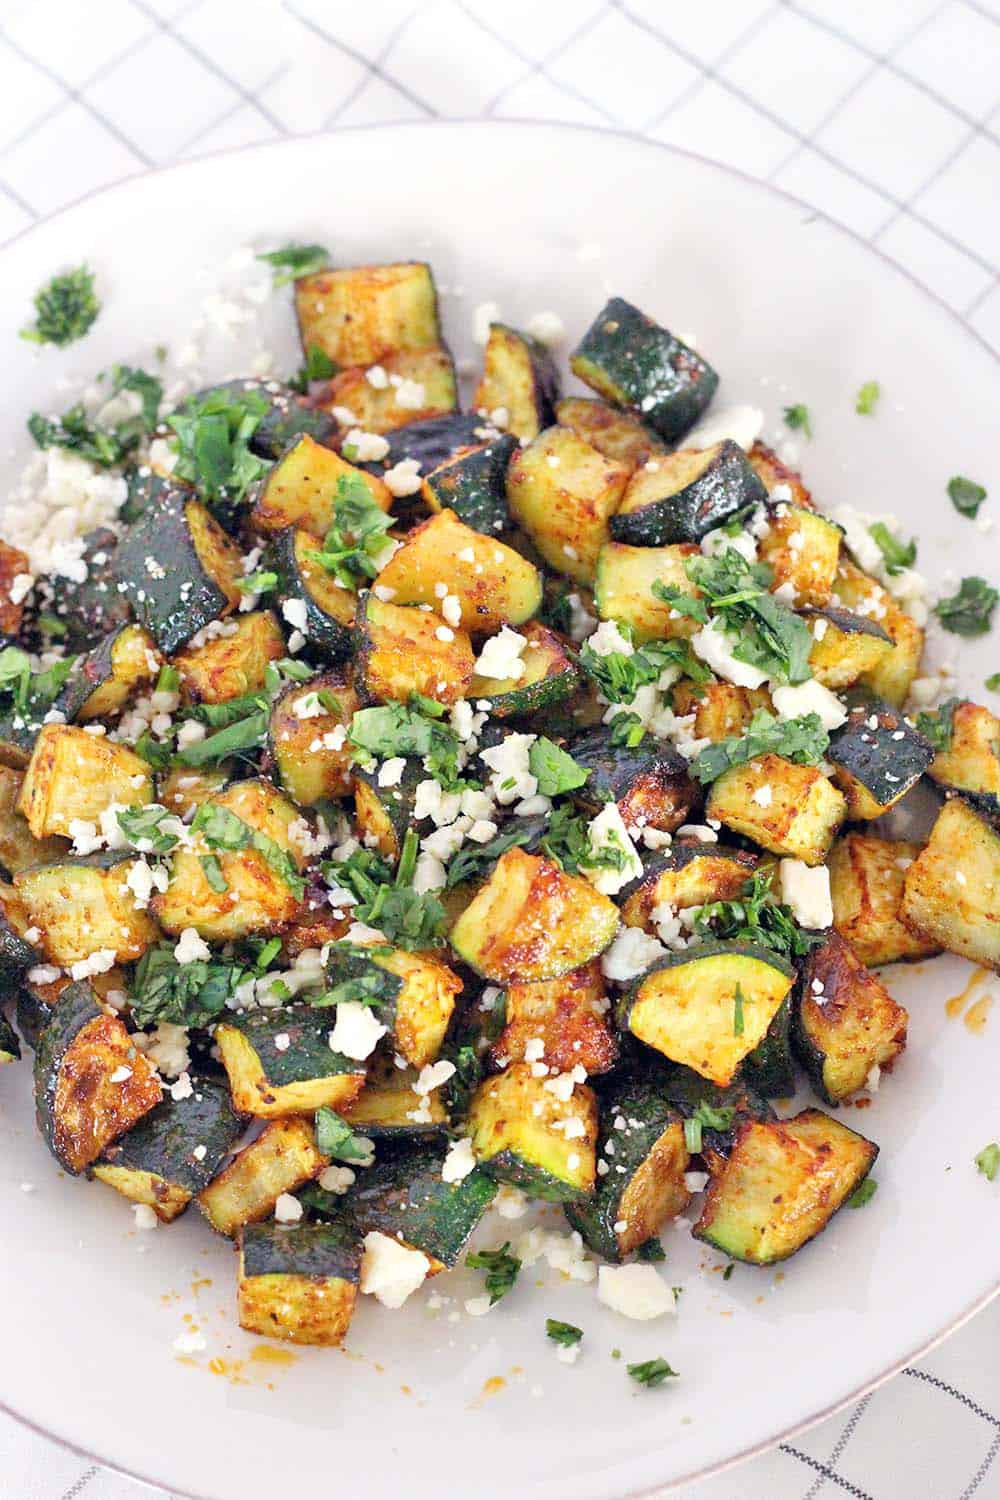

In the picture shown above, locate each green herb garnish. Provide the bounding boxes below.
[528,736,590,797]
[445,823,537,889]
[168,386,270,510]
[310,475,394,590]
[257,243,331,288]
[627,1358,678,1389]
[914,697,959,752]
[934,576,998,637]
[855,381,880,415]
[732,984,745,1036]
[869,521,915,576]
[348,701,465,791]
[846,1178,878,1209]
[986,674,1000,693]
[467,1243,521,1305]
[608,712,647,749]
[578,627,709,705]
[130,943,245,1029]
[783,404,812,438]
[21,265,99,347]
[683,1102,736,1155]
[636,1237,666,1262]
[691,709,829,785]
[948,475,987,518]
[115,803,180,854]
[692,869,822,959]
[314,1107,374,1163]
[191,802,304,899]
[545,1319,583,1347]
[200,853,229,893]
[975,1143,1000,1182]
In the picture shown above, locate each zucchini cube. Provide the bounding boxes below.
[794,931,907,1104]
[239,1222,361,1346]
[827,701,933,820]
[506,426,630,584]
[294,261,441,367]
[114,496,244,655]
[804,606,893,691]
[173,609,284,705]
[16,853,160,966]
[18,724,153,840]
[706,753,846,865]
[469,1061,598,1202]
[832,558,924,708]
[746,441,813,509]
[333,1143,497,1269]
[555,396,667,472]
[671,680,773,744]
[620,842,758,934]
[215,1002,366,1119]
[693,1109,878,1265]
[594,541,701,642]
[569,724,698,834]
[829,834,939,966]
[251,432,391,536]
[926,699,1000,813]
[473,322,559,442]
[268,527,356,662]
[611,440,767,547]
[325,347,457,434]
[488,959,618,1075]
[618,940,794,1088]
[269,669,359,807]
[357,594,474,707]
[468,620,577,718]
[420,435,517,536]
[900,797,1000,970]
[56,622,160,724]
[758,503,841,607]
[570,297,718,442]
[0,763,67,875]
[341,1054,449,1142]
[198,1116,327,1237]
[324,944,461,1070]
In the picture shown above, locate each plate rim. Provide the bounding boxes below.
[1,116,997,1500]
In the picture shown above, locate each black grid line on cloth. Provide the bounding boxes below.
[778,1445,876,1499]
[871,118,985,241]
[326,7,430,126]
[285,3,438,117]
[961,1427,1000,1500]
[59,1466,98,1500]
[903,1369,1000,1433]
[175,61,290,157]
[612,0,1000,282]
[799,1395,873,1500]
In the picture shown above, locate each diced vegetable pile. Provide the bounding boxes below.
[2,252,997,1354]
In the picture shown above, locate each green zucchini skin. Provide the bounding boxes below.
[383,413,491,473]
[740,996,796,1098]
[802,605,892,644]
[242,1219,361,1283]
[15,986,54,1052]
[32,982,99,1167]
[42,527,132,650]
[267,527,353,662]
[221,1003,362,1089]
[96,1076,243,1195]
[827,700,933,812]
[351,758,425,858]
[479,1149,588,1204]
[656,1064,776,1166]
[120,469,185,526]
[267,668,356,808]
[53,625,126,724]
[180,379,338,460]
[610,440,768,546]
[113,495,231,655]
[422,436,517,536]
[306,1143,497,1267]
[570,297,719,443]
[618,841,758,906]
[470,625,578,718]
[0,911,37,987]
[568,725,698,831]
[0,1013,20,1063]
[564,1079,685,1261]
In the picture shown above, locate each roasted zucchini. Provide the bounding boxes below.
[900,797,1000,970]
[672,680,772,743]
[356,594,474,707]
[593,541,702,641]
[239,1220,361,1346]
[54,623,160,723]
[506,427,630,584]
[611,441,766,547]
[174,610,284,704]
[474,322,559,441]
[555,397,667,471]
[295,261,441,367]
[829,834,939,966]
[569,725,698,834]
[15,852,160,966]
[804,606,893,691]
[18,724,153,840]
[795,931,907,1104]
[215,1002,366,1118]
[831,558,923,707]
[267,525,356,661]
[706,754,846,865]
[420,435,518,536]
[198,1115,327,1237]
[924,699,1000,815]
[341,1053,449,1140]
[352,758,425,859]
[269,669,358,806]
[827,701,932,820]
[489,959,618,1075]
[0,765,67,876]
[468,620,577,717]
[324,943,461,1068]
[758,503,841,607]
[324,347,457,434]
[469,1061,598,1201]
[620,842,757,932]
[374,508,541,632]
[251,433,390,535]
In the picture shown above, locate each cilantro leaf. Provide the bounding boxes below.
[290,343,337,392]
[869,522,916,576]
[467,1242,521,1305]
[673,549,813,685]
[21,265,99,347]
[200,853,229,893]
[846,1178,877,1209]
[190,802,304,899]
[348,701,465,790]
[914,697,959,752]
[690,709,829,785]
[934,576,999,637]
[855,381,880,415]
[948,475,987,519]
[692,870,823,958]
[528,737,590,797]
[445,823,537,888]
[987,674,1000,693]
[540,802,626,876]
[310,475,394,590]
[130,943,244,1028]
[578,629,709,704]
[257,243,331,288]
[115,803,181,854]
[627,1357,679,1388]
[545,1319,583,1347]
[683,1102,736,1154]
[975,1143,1000,1182]
[337,828,445,949]
[783,404,811,438]
[168,387,270,510]
[314,1107,374,1163]
[608,712,647,748]
[733,984,745,1036]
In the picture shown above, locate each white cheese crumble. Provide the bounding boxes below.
[274,1193,303,1224]
[328,1001,387,1061]
[133,1204,158,1231]
[377,756,406,788]
[587,619,634,658]
[318,1164,356,1194]
[480,732,537,805]
[778,859,833,930]
[526,310,565,347]
[69,948,117,981]
[597,1264,676,1320]
[343,428,389,462]
[514,1227,595,1282]
[441,1137,477,1183]
[472,301,501,345]
[691,619,769,688]
[281,597,309,634]
[771,678,847,732]
[360,1231,431,1308]
[174,928,211,965]
[583,804,643,896]
[475,626,528,681]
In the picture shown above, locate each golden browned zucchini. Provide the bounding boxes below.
[757,504,841,606]
[0,764,68,875]
[555,396,666,471]
[16,853,161,966]
[828,834,939,966]
[294,261,441,367]
[926,700,1000,808]
[18,724,153,839]
[489,960,618,1075]
[269,670,358,807]
[157,764,231,820]
[804,606,893,690]
[215,1002,366,1118]
[324,348,457,433]
[238,1222,360,1346]
[671,680,773,742]
[795,931,907,1102]
[198,1116,327,1237]
[0,539,30,636]
[506,427,630,584]
[73,623,161,721]
[251,433,391,535]
[900,797,1000,970]
[357,594,474,706]
[831,557,924,707]
[468,1061,598,1201]
[593,541,702,642]
[174,610,284,704]
[473,323,557,442]
[620,842,758,932]
[706,754,846,865]
[746,441,814,509]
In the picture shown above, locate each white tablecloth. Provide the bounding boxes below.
[1,3,998,1496]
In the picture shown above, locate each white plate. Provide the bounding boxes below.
[1,122,998,1500]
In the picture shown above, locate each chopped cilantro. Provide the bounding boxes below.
[627,1357,678,1388]
[257,243,331,288]
[691,709,829,785]
[987,674,1000,693]
[235,569,278,595]
[115,803,180,854]
[975,1143,1000,1182]
[934,576,998,637]
[314,1107,373,1163]
[37,613,67,638]
[914,697,959,752]
[608,712,646,749]
[948,475,987,518]
[290,343,337,392]
[539,803,624,877]
[27,365,162,470]
[692,870,822,959]
[636,1237,666,1262]
[130,943,245,1028]
[329,829,444,949]
[191,801,304,899]
[855,381,880,415]
[168,386,270,510]
[467,1242,521,1305]
[722,1263,734,1281]
[528,737,590,797]
[445,823,536,888]
[21,264,99,347]
[348,701,465,790]
[869,521,915,576]
[310,475,394,590]
[200,853,229,893]
[846,1178,878,1209]
[578,627,708,705]
[732,984,745,1036]
[683,1102,736,1155]
[545,1319,583,1347]
[782,404,812,438]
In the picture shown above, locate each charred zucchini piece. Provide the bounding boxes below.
[619,941,794,1087]
[54,623,160,724]
[747,441,813,509]
[474,323,559,441]
[0,882,37,979]
[693,1109,878,1264]
[239,1220,360,1346]
[269,670,358,807]
[925,700,1000,814]
[34,982,161,1173]
[672,680,772,744]
[374,509,542,632]
[158,764,230,820]
[198,1116,326,1237]
[318,1143,497,1269]
[706,754,846,866]
[0,1013,18,1063]
[555,397,667,471]
[357,594,474,707]
[47,527,132,649]
[16,852,160,966]
[594,541,702,642]
[0,765,68,876]
[468,620,577,717]
[488,960,618,1075]
[611,441,766,547]
[180,378,338,459]
[174,610,284,704]
[794,932,907,1104]
[657,1067,775,1173]
[758,503,841,607]
[804,607,893,691]
[342,1054,449,1140]
[900,797,1000,970]
[829,834,938,965]
[92,1076,244,1222]
[740,997,796,1099]
[507,427,630,584]
[18,724,153,839]
[0,539,29,637]
[153,779,305,941]
[268,526,355,661]
[564,1079,689,1260]
[251,432,390,535]
[215,1002,365,1118]
[571,297,718,442]
[620,842,757,932]
[569,724,698,834]
[421,436,518,536]
[451,847,619,982]
[15,984,57,1052]
[352,759,425,859]
[114,496,243,655]
[469,1061,598,1201]
[324,944,461,1069]
[384,413,494,474]
[832,558,923,708]
[295,261,441,367]
[827,701,932,820]
[326,348,458,434]
[120,468,182,526]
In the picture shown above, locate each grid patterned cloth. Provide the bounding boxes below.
[0,3,998,1498]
